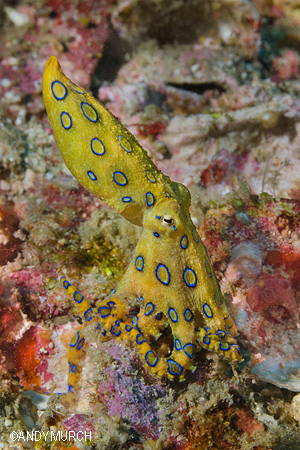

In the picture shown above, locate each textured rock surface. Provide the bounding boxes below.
[1,0,300,448]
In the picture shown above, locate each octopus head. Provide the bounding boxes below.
[143,197,191,239]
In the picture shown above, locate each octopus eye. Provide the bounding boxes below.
[162,215,174,226]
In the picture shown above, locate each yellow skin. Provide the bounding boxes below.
[43,56,243,393]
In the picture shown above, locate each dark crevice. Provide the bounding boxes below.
[144,86,166,108]
[49,10,58,19]
[166,82,226,95]
[90,29,132,97]
[60,41,69,53]
[86,22,97,29]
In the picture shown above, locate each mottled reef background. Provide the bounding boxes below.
[1,0,300,448]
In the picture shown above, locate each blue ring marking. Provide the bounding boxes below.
[68,362,72,372]
[167,359,183,376]
[98,306,111,318]
[168,308,178,323]
[113,171,128,186]
[225,324,232,335]
[203,303,213,318]
[136,333,146,345]
[87,171,97,181]
[81,102,98,122]
[214,295,221,310]
[107,301,116,309]
[97,324,100,331]
[156,264,170,286]
[115,320,120,327]
[70,330,80,347]
[219,291,224,304]
[145,351,158,367]
[51,81,67,100]
[77,338,85,350]
[61,112,72,129]
[231,344,242,355]
[219,342,230,351]
[118,135,132,153]
[215,330,226,338]
[135,256,144,271]
[173,225,177,231]
[146,170,156,183]
[183,268,197,287]
[111,325,121,336]
[204,326,211,333]
[63,280,70,289]
[205,260,212,278]
[72,364,77,373]
[69,81,85,94]
[192,229,199,242]
[183,344,196,358]
[145,302,154,316]
[165,192,171,198]
[125,324,132,332]
[224,316,234,334]
[224,315,234,328]
[102,330,107,336]
[84,307,93,322]
[156,312,163,320]
[203,335,211,345]
[122,196,132,203]
[146,192,155,206]
[156,215,161,220]
[73,291,84,304]
[184,309,193,322]
[153,232,159,238]
[91,138,105,155]
[138,296,144,308]
[68,385,74,393]
[180,235,188,249]
[132,316,140,332]
[175,339,182,351]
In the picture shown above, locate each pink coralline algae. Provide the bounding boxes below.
[44,0,113,82]
[98,341,166,438]
[200,155,229,187]
[13,326,53,390]
[0,204,23,266]
[247,274,298,323]
[10,269,52,320]
[0,274,55,392]
[272,50,300,81]
[0,0,113,121]
[2,0,300,445]
[63,414,95,439]
[197,195,300,391]
[0,293,23,346]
